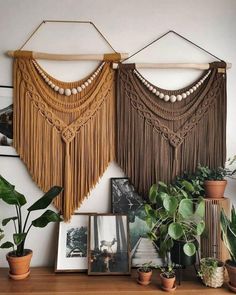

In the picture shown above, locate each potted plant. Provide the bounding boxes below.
[157,264,176,291]
[220,206,236,292]
[137,261,153,285]
[145,180,205,266]
[196,156,236,199]
[0,175,63,280]
[198,257,224,288]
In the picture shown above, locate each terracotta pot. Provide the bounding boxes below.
[160,273,176,290]
[204,180,227,199]
[7,249,33,280]
[226,260,236,289]
[137,268,152,285]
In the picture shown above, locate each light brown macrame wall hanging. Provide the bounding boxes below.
[116,31,229,198]
[9,21,128,221]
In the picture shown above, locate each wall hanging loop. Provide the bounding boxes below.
[7,20,128,61]
[115,30,231,70]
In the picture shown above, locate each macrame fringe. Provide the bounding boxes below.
[117,63,226,198]
[13,58,115,221]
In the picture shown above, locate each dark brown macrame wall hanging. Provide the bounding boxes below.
[116,31,228,198]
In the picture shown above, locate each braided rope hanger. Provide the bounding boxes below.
[7,20,128,61]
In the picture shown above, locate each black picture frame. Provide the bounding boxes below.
[0,85,18,157]
[111,177,162,267]
[88,214,131,275]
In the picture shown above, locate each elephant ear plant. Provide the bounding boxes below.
[145,180,205,263]
[0,175,63,279]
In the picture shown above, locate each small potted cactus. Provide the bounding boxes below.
[137,261,153,285]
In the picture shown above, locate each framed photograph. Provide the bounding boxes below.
[88,214,131,275]
[55,213,90,272]
[111,178,163,267]
[0,86,18,157]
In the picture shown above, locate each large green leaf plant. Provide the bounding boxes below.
[220,206,236,264]
[0,175,63,257]
[145,180,205,259]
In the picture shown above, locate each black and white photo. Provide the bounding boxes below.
[0,87,17,157]
[111,178,162,267]
[55,214,89,272]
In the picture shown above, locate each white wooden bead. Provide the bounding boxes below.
[45,78,49,83]
[193,86,197,91]
[51,84,55,89]
[65,89,72,96]
[159,93,164,99]
[90,77,94,81]
[146,83,150,87]
[59,88,64,95]
[190,88,194,93]
[81,84,86,89]
[88,79,92,84]
[177,95,182,101]
[152,88,157,94]
[155,91,160,96]
[85,82,89,87]
[186,91,190,96]
[170,95,177,103]
[72,88,78,95]
[182,93,187,99]
[164,95,170,102]
[149,85,153,91]
[92,74,96,78]
[77,87,82,92]
[54,86,59,92]
[144,81,148,86]
[48,81,52,86]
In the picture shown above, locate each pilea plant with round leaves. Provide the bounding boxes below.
[0,175,63,257]
[145,180,205,259]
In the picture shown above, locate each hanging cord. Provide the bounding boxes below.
[19,20,117,53]
[122,30,223,63]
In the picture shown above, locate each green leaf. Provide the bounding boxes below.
[32,210,62,227]
[28,186,63,211]
[13,233,26,246]
[182,180,194,192]
[163,195,178,213]
[158,181,168,188]
[178,199,193,218]
[144,204,152,215]
[195,200,205,218]
[149,184,158,204]
[166,238,174,250]
[0,241,14,249]
[159,192,169,202]
[196,221,205,235]
[145,216,153,228]
[0,175,26,207]
[2,216,18,226]
[180,189,188,199]
[183,242,196,256]
[168,222,184,240]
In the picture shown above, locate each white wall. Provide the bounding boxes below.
[0,0,235,267]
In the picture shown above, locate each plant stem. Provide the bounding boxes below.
[23,211,30,233]
[13,220,17,234]
[15,205,20,233]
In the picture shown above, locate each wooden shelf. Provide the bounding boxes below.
[0,267,230,294]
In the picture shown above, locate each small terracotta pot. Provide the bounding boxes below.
[226,260,236,289]
[204,180,227,199]
[160,273,176,290]
[7,249,33,280]
[137,268,152,285]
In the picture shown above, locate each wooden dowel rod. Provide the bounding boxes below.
[7,50,129,61]
[113,62,232,70]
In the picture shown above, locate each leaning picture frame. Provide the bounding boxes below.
[0,86,18,157]
[111,178,162,268]
[55,213,90,272]
[88,214,131,275]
